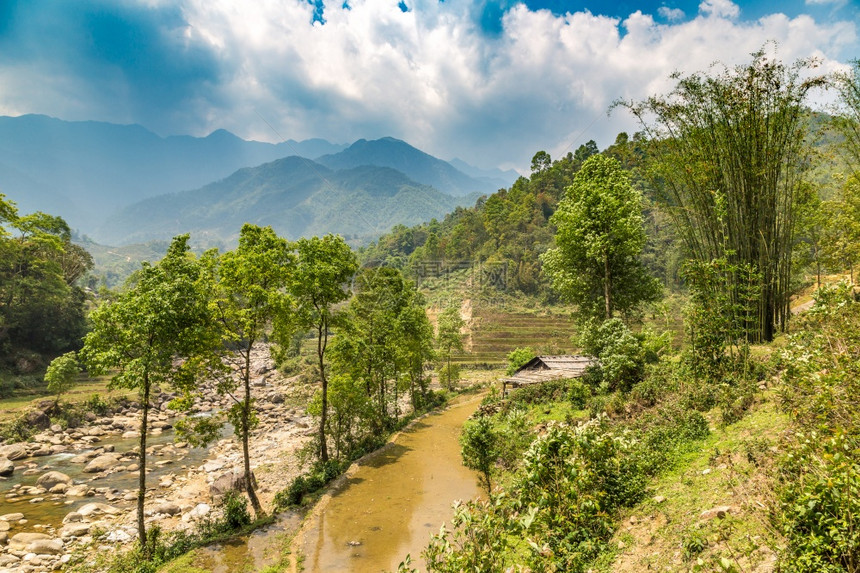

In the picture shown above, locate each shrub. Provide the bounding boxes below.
[579,318,645,391]
[567,380,590,409]
[505,347,535,376]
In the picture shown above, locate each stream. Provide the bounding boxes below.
[297,396,481,572]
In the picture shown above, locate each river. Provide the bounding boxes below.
[295,395,481,572]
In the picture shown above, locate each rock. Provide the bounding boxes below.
[60,523,90,538]
[83,453,122,473]
[62,512,82,524]
[653,495,666,504]
[65,485,90,497]
[49,483,68,494]
[0,513,24,522]
[0,459,13,477]
[77,503,121,517]
[27,538,63,555]
[0,554,18,565]
[0,445,27,461]
[210,470,256,498]
[8,532,50,551]
[50,424,62,433]
[122,431,138,439]
[203,460,225,473]
[23,409,50,430]
[146,502,181,517]
[35,471,72,490]
[700,505,735,520]
[182,503,211,522]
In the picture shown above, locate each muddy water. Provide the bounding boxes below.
[299,397,481,572]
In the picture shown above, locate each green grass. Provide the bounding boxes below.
[599,393,788,572]
[0,376,133,423]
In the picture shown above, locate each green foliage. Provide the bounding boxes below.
[774,281,860,570]
[273,459,350,509]
[505,346,535,375]
[436,305,465,389]
[307,374,373,460]
[567,379,591,409]
[460,416,500,494]
[541,154,661,322]
[579,318,645,391]
[0,194,92,361]
[625,49,826,341]
[44,351,80,403]
[79,234,219,558]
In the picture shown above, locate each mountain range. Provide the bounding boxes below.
[0,115,517,246]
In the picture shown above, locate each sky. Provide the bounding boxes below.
[0,0,857,172]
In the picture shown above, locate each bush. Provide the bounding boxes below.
[273,459,349,510]
[567,380,590,409]
[579,318,645,391]
[505,347,535,376]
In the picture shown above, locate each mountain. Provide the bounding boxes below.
[97,156,477,246]
[447,157,520,191]
[0,114,346,230]
[315,137,498,197]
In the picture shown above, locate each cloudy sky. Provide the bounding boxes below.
[0,0,856,171]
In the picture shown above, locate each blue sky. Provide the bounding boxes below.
[0,0,857,171]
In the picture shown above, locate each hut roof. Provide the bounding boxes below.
[503,355,596,387]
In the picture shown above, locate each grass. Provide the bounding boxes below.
[601,393,788,572]
[0,375,134,423]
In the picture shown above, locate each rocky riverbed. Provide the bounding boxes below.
[0,344,314,572]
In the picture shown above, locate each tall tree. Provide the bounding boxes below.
[541,154,660,322]
[623,49,826,340]
[833,59,860,176]
[80,235,216,557]
[209,224,295,517]
[292,235,358,463]
[436,305,465,388]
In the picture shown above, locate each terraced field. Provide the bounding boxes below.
[454,305,577,367]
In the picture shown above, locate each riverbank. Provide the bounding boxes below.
[0,344,317,572]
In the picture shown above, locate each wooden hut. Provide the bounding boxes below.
[502,355,596,395]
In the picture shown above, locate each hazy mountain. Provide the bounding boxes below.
[96,156,476,246]
[315,137,498,197]
[0,114,346,230]
[447,158,520,191]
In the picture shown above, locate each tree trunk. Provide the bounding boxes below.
[137,375,150,558]
[242,346,263,517]
[604,252,612,320]
[318,318,329,463]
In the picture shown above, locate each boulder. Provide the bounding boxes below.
[35,471,72,490]
[8,532,50,551]
[0,444,27,461]
[77,502,121,517]
[210,469,256,498]
[62,512,82,523]
[146,502,181,517]
[0,458,13,477]
[64,485,91,497]
[0,513,24,522]
[83,453,122,473]
[27,538,64,555]
[59,523,90,538]
[23,409,50,430]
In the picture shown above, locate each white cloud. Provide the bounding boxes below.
[658,6,685,21]
[0,0,856,171]
[698,0,740,19]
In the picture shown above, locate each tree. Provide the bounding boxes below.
[0,194,92,356]
[436,305,465,389]
[292,235,358,463]
[44,351,80,406]
[80,235,217,558]
[208,224,295,517]
[460,416,499,494]
[833,59,860,177]
[541,154,660,322]
[622,49,826,341]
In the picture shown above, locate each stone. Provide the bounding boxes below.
[0,513,24,522]
[62,512,82,524]
[64,485,90,497]
[49,483,68,494]
[146,502,181,517]
[35,471,72,490]
[700,505,735,520]
[27,538,64,555]
[653,495,666,504]
[182,503,211,522]
[77,503,121,517]
[50,424,62,433]
[0,445,27,461]
[0,521,9,532]
[209,470,257,498]
[59,523,90,538]
[83,453,122,474]
[8,532,50,552]
[0,459,13,477]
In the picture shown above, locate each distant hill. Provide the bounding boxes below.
[315,137,501,197]
[97,156,477,246]
[0,114,346,230]
[447,157,520,192]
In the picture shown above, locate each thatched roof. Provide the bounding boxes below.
[503,355,596,388]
